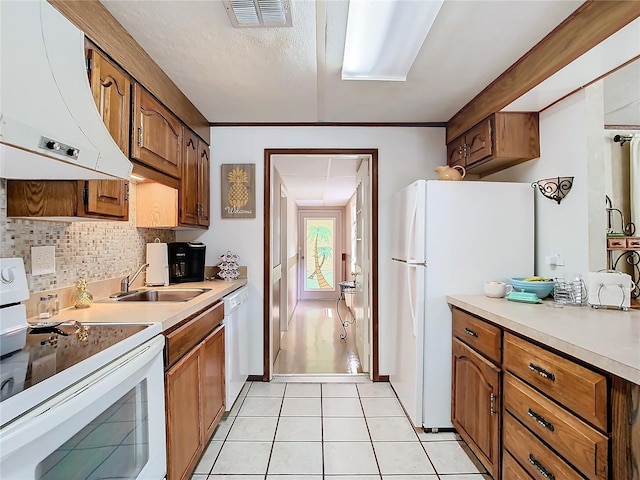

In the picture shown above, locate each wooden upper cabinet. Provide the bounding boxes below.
[179,130,210,228]
[180,130,200,226]
[197,143,210,227]
[464,118,492,165]
[86,47,129,220]
[7,180,128,220]
[87,47,131,156]
[446,112,539,177]
[446,136,465,168]
[85,180,128,219]
[132,84,183,179]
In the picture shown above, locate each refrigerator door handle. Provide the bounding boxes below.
[407,263,418,338]
[406,188,418,263]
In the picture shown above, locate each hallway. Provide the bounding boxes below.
[273,300,363,375]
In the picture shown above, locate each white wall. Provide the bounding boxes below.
[486,85,607,279]
[178,126,445,375]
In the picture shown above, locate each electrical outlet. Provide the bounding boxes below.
[31,246,56,275]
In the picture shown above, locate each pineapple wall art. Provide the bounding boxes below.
[221,164,256,218]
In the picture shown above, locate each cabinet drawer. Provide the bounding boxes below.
[504,333,607,431]
[165,301,223,368]
[452,308,501,363]
[503,451,534,480]
[504,412,583,480]
[504,373,608,480]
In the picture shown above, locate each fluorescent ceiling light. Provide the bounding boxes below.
[223,0,292,28]
[342,0,444,81]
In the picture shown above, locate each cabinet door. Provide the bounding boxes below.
[180,130,199,226]
[86,48,130,219]
[201,325,225,441]
[132,84,183,178]
[198,142,210,227]
[452,338,501,479]
[84,180,128,219]
[447,136,465,167]
[166,349,201,480]
[87,48,131,156]
[465,118,492,166]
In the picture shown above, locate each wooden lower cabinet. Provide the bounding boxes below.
[451,338,501,479]
[164,302,225,480]
[201,325,225,440]
[503,451,533,480]
[451,306,639,480]
[504,413,584,480]
[165,349,201,480]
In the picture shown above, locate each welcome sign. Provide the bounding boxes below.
[221,163,256,219]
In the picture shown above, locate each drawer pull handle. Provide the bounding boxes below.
[528,363,556,381]
[528,454,555,480]
[464,327,478,337]
[527,408,555,431]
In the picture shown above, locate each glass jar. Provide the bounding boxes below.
[38,296,51,319]
[49,294,59,316]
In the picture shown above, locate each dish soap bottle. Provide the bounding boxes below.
[72,277,93,308]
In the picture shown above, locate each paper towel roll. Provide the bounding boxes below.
[146,242,169,286]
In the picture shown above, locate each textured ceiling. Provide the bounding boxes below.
[100,0,584,123]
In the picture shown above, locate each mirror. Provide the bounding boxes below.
[602,58,639,302]
[603,58,639,235]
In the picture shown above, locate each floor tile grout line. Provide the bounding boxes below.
[358,388,383,478]
[205,395,243,477]
[262,389,285,478]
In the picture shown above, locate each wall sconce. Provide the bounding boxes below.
[531,176,574,204]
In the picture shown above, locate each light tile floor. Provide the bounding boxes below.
[191,381,490,480]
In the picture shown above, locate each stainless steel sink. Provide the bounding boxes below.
[106,288,211,302]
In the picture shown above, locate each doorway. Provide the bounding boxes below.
[263,148,379,381]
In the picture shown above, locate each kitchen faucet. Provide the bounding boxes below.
[120,263,149,293]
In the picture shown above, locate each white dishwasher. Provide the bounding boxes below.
[223,285,249,410]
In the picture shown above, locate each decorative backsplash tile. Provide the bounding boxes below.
[0,180,175,293]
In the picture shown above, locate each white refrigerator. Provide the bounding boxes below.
[389,180,534,430]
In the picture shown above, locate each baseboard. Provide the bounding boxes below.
[247,375,264,382]
[378,375,389,382]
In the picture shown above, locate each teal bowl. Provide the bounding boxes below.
[509,278,555,299]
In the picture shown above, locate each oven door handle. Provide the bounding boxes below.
[0,335,164,459]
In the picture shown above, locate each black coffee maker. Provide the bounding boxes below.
[168,242,206,283]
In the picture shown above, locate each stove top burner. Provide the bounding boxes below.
[0,323,149,403]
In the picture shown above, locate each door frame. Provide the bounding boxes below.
[263,148,380,381]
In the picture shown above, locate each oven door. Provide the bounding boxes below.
[0,335,166,480]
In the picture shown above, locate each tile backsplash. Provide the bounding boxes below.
[0,180,175,293]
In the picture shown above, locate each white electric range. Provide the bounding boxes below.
[0,258,166,479]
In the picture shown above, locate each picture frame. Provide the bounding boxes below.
[221,163,256,219]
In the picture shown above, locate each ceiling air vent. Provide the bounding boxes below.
[223,0,292,28]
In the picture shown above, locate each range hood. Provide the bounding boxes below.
[0,1,132,180]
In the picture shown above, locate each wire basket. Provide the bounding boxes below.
[553,278,587,306]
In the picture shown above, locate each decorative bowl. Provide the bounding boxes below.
[509,278,555,299]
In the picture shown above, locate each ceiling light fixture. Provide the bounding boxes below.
[223,0,292,28]
[342,0,444,81]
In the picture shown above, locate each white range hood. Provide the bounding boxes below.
[0,1,132,180]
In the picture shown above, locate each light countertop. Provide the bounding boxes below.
[447,295,640,385]
[33,279,247,332]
